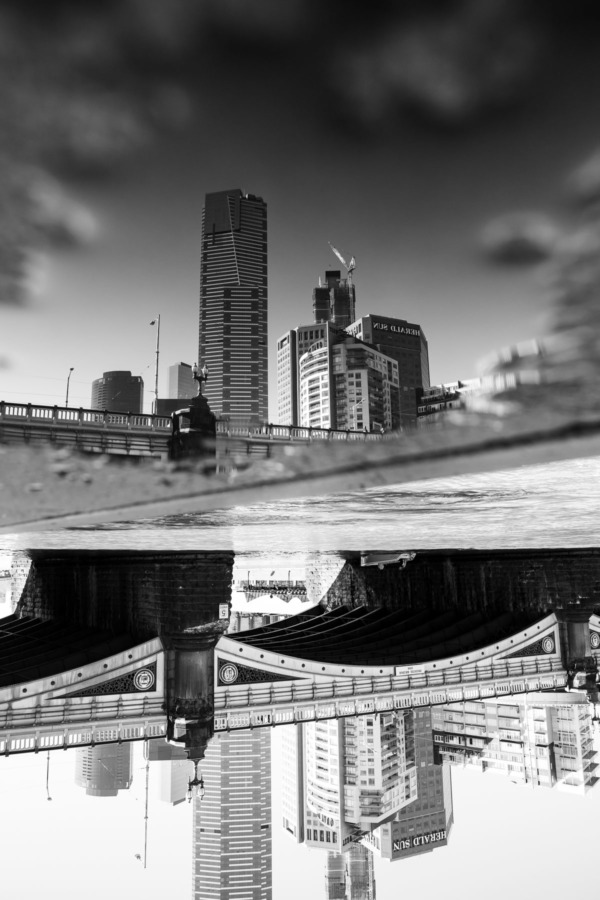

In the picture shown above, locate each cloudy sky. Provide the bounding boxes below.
[1,4,599,419]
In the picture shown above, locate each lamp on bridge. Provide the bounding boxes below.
[186,759,205,802]
[191,361,209,396]
[65,367,74,408]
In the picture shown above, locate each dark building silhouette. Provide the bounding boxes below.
[91,370,143,413]
[198,189,268,426]
[313,269,356,330]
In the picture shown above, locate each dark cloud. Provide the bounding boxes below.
[481,213,561,265]
[0,0,598,304]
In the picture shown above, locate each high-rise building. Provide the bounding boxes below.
[198,189,268,426]
[278,323,400,431]
[364,708,453,861]
[346,315,430,428]
[193,729,272,900]
[432,693,599,794]
[168,362,195,400]
[91,370,143,413]
[75,743,133,797]
[313,270,356,329]
[281,713,418,859]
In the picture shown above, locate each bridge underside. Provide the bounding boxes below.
[213,607,571,730]
[223,604,538,666]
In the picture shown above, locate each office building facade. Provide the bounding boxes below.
[198,189,268,426]
[168,362,195,400]
[365,708,453,861]
[278,323,400,431]
[292,711,418,854]
[91,370,143,413]
[346,315,430,427]
[432,693,598,794]
[193,729,272,900]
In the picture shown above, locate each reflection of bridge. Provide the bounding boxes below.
[0,401,381,457]
[2,606,598,755]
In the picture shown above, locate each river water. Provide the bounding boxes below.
[2,456,599,552]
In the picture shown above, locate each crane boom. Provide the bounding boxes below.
[329,242,348,270]
[329,242,355,279]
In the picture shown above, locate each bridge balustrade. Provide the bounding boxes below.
[0,718,167,755]
[0,401,384,451]
[215,653,567,730]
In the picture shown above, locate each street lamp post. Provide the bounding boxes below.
[187,759,206,803]
[150,315,161,414]
[65,367,74,407]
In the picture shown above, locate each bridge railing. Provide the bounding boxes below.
[0,400,383,442]
[217,655,565,712]
[0,717,167,755]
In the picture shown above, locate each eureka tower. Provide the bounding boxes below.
[198,189,268,425]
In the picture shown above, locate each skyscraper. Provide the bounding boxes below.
[193,729,272,900]
[198,189,268,426]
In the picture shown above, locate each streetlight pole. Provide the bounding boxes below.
[65,367,74,407]
[150,316,160,414]
[46,750,52,800]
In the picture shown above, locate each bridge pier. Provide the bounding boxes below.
[12,550,234,642]
[558,609,593,664]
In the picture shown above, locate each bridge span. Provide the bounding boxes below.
[2,607,599,756]
[0,400,381,458]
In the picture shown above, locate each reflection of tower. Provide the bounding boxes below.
[75,743,133,797]
[325,852,346,900]
[193,729,272,899]
[146,737,190,805]
[325,845,375,900]
[366,708,453,860]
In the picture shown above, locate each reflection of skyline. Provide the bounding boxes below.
[194,730,272,900]
[432,694,599,794]
[280,706,454,895]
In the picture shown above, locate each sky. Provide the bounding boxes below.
[2,724,600,900]
[1,23,600,420]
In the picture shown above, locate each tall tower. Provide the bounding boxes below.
[198,189,268,426]
[193,729,272,900]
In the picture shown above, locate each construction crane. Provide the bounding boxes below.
[329,243,356,287]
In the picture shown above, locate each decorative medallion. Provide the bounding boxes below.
[217,657,303,686]
[64,661,157,697]
[133,668,156,691]
[590,631,600,650]
[504,634,556,659]
[542,636,555,654]
[219,663,239,685]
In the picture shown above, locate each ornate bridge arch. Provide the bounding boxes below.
[214,607,567,730]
